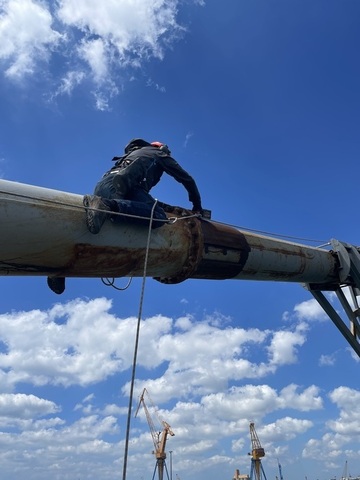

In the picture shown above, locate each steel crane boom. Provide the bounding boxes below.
[135,388,175,480]
[1,178,360,356]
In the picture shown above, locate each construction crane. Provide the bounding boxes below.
[0,178,360,357]
[249,422,267,480]
[277,459,284,480]
[135,388,175,480]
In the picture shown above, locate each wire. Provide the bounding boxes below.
[122,199,158,480]
[212,219,329,246]
[0,188,329,245]
[0,188,186,224]
[101,277,133,291]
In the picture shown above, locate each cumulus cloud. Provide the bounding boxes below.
[267,324,308,366]
[0,392,59,419]
[278,384,323,411]
[0,411,121,480]
[260,416,313,442]
[302,387,360,466]
[0,0,64,79]
[0,297,132,387]
[0,0,201,108]
[327,386,360,433]
[283,297,330,322]
[0,297,303,393]
[0,296,358,479]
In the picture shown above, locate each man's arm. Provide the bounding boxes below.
[159,155,203,212]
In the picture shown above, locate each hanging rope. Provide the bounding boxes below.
[122,199,158,480]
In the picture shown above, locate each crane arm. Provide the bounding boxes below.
[135,388,174,460]
[135,388,159,453]
[0,179,360,356]
[249,422,265,459]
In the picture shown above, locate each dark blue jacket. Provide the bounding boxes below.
[111,146,202,211]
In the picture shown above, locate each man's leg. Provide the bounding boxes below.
[83,192,118,235]
[84,176,120,234]
[111,188,167,228]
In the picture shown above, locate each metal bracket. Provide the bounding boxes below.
[304,239,360,357]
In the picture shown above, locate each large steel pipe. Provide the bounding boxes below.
[0,179,339,286]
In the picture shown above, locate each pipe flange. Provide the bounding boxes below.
[154,206,203,284]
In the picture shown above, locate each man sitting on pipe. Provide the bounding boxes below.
[83,138,203,234]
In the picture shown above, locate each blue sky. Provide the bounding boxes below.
[0,1,360,479]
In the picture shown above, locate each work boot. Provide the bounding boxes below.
[83,195,112,234]
[47,276,65,294]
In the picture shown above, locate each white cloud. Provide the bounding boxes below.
[0,297,138,388]
[0,296,359,479]
[56,0,181,60]
[319,352,337,366]
[327,386,360,433]
[292,297,329,321]
[146,77,166,92]
[184,131,194,147]
[267,325,307,366]
[0,392,59,419]
[302,387,360,465]
[260,416,313,443]
[50,69,85,97]
[78,37,108,83]
[0,0,200,108]
[0,411,120,480]
[0,0,64,80]
[0,297,325,396]
[278,384,323,411]
[200,385,278,421]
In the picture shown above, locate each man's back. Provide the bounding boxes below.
[124,145,202,210]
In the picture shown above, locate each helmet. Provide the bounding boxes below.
[151,141,171,155]
[124,138,151,154]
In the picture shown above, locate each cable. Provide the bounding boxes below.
[122,199,158,480]
[0,188,329,245]
[101,277,133,291]
[212,219,329,246]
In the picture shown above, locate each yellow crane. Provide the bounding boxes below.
[249,422,267,480]
[135,388,175,480]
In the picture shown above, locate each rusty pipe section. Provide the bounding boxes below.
[0,179,339,287]
[0,180,199,280]
[191,220,339,285]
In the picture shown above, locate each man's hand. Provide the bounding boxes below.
[192,206,203,216]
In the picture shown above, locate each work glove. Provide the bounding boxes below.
[192,206,203,216]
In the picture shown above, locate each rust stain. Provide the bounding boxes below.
[193,220,251,280]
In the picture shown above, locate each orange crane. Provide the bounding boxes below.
[249,422,267,480]
[135,388,175,480]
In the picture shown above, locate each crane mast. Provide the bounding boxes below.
[135,388,175,480]
[249,422,267,480]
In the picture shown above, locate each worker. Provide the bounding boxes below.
[47,138,203,295]
[83,138,203,235]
